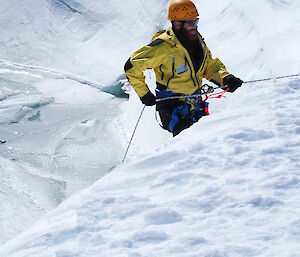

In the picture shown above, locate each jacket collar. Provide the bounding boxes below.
[151,27,179,48]
[165,27,180,47]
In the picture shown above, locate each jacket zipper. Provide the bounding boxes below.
[159,64,164,80]
[184,55,197,87]
[166,57,175,89]
[183,50,201,88]
[198,36,208,74]
[198,46,208,74]
[183,38,208,89]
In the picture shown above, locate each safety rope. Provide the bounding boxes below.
[155,84,219,103]
[122,105,146,163]
[244,73,300,84]
[122,72,300,162]
[154,73,300,103]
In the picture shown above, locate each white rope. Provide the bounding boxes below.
[122,105,146,163]
[244,73,300,84]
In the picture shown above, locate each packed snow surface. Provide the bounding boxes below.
[2,77,300,256]
[1,0,300,256]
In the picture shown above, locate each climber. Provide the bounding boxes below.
[124,0,243,136]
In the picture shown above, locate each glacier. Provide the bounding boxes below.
[0,0,300,256]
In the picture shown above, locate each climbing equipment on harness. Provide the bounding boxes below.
[155,84,224,103]
[155,84,217,133]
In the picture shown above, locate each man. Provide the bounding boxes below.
[124,0,243,136]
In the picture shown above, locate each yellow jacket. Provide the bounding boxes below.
[125,27,230,98]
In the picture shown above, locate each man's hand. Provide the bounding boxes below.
[223,75,243,93]
[140,91,157,106]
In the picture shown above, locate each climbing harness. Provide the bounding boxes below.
[155,84,220,132]
[155,84,219,103]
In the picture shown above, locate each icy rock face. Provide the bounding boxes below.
[0,69,126,245]
[0,0,101,65]
[0,0,169,85]
[0,0,171,245]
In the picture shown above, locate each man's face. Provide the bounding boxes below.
[173,18,199,40]
[183,19,199,39]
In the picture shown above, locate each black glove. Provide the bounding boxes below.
[223,75,243,93]
[140,91,157,106]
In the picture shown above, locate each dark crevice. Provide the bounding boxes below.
[52,0,82,14]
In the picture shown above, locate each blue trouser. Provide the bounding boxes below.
[156,89,209,136]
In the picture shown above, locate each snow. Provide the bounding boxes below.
[0,0,169,85]
[1,76,300,255]
[0,63,126,244]
[0,0,300,256]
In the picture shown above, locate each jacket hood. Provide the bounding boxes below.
[151,27,179,47]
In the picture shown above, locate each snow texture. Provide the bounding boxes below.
[0,0,300,256]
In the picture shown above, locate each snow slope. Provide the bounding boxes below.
[1,0,300,256]
[1,77,300,257]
